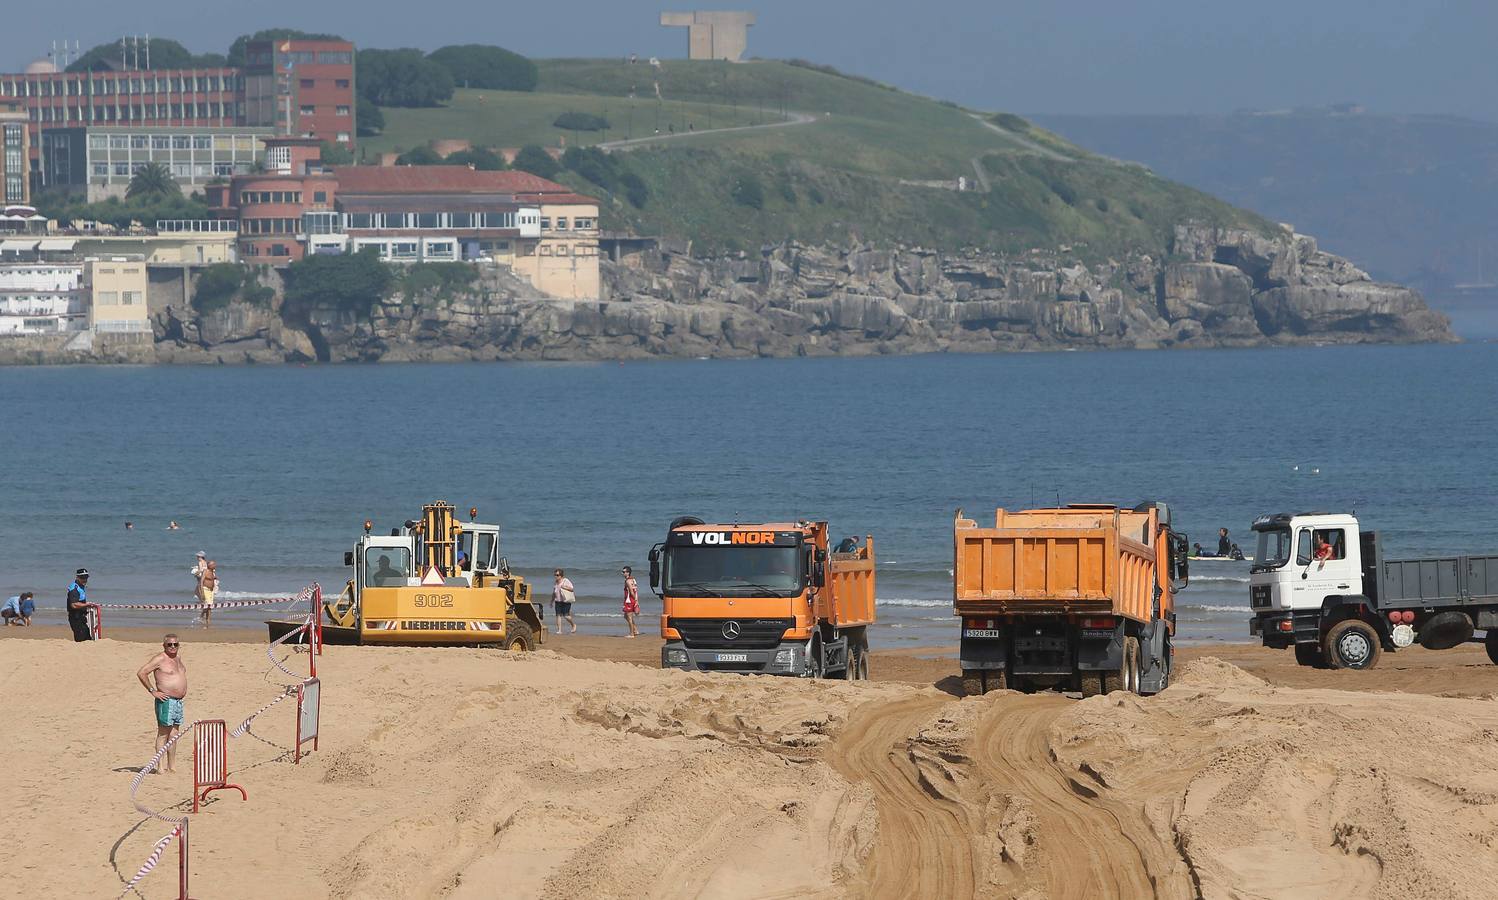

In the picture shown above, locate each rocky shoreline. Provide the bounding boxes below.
[0,223,1455,365]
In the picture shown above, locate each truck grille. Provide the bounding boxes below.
[1251,585,1271,608]
[669,617,793,649]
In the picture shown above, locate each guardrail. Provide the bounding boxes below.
[154,220,238,233]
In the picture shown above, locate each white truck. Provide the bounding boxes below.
[1248,512,1498,669]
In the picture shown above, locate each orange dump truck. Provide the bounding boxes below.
[648,517,875,678]
[954,503,1190,697]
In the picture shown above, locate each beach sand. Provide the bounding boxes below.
[9,629,1498,898]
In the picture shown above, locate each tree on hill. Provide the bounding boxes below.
[319,141,354,165]
[357,49,454,108]
[445,147,507,171]
[283,248,393,317]
[426,44,537,92]
[356,97,385,136]
[126,162,177,200]
[730,172,765,210]
[395,145,444,166]
[553,112,610,133]
[34,188,207,229]
[512,145,560,180]
[226,29,344,67]
[66,37,220,72]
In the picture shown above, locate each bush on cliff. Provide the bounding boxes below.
[192,263,245,313]
[358,49,454,108]
[428,44,538,92]
[513,145,561,179]
[283,249,394,317]
[398,262,478,300]
[553,112,610,132]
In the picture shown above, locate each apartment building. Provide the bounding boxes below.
[0,38,356,191]
[0,243,145,335]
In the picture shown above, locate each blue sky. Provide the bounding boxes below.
[7,0,1493,118]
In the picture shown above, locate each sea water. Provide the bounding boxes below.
[3,342,1496,648]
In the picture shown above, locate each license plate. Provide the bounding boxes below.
[965,629,1003,638]
[715,653,748,662]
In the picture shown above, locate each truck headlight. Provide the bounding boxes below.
[666,649,688,665]
[774,649,793,665]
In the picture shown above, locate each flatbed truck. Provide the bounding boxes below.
[1249,512,1498,668]
[955,503,1190,696]
[649,517,876,678]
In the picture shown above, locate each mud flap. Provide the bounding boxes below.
[1137,619,1170,695]
[820,635,850,674]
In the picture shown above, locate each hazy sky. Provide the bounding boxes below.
[6,0,1493,119]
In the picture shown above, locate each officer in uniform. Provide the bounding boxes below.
[66,568,93,642]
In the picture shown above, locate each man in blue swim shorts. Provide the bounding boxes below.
[136,634,188,774]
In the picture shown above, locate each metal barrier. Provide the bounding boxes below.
[295,678,321,764]
[85,602,102,640]
[193,720,247,813]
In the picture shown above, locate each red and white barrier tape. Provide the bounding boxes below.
[100,588,315,612]
[118,823,182,898]
[118,585,320,897]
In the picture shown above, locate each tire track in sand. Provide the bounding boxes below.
[827,695,972,900]
[973,695,1197,899]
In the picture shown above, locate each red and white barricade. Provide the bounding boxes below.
[85,602,102,639]
[193,719,247,813]
[295,677,321,763]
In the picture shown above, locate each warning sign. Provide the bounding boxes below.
[419,566,446,586]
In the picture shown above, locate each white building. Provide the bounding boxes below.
[0,246,86,334]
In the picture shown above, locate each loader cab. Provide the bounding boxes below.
[1249,513,1363,611]
[454,523,502,583]
[352,536,418,592]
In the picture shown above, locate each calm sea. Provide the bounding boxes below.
[4,343,1496,649]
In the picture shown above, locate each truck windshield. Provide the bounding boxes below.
[1253,528,1293,571]
[663,546,803,596]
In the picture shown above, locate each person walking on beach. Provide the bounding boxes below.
[2,592,35,626]
[66,569,93,642]
[197,561,218,627]
[622,566,641,637]
[552,569,577,634]
[136,634,187,774]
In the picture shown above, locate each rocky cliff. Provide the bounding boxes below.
[0,223,1453,366]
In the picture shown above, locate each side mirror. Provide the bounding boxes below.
[343,551,354,567]
[648,543,662,590]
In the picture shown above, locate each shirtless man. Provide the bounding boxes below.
[136,634,188,774]
[197,561,218,626]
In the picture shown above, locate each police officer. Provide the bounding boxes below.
[66,568,93,642]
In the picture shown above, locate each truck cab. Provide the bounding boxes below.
[1250,511,1498,669]
[649,517,874,678]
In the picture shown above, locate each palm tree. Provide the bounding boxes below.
[126,162,177,200]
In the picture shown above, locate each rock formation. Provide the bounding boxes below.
[0,222,1454,366]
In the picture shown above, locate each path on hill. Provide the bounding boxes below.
[598,111,817,152]
[969,113,1076,161]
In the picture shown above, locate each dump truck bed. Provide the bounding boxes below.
[955,507,1163,623]
[816,538,876,628]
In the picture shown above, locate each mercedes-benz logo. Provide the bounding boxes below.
[722,621,742,640]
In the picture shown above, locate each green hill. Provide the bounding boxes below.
[372,59,1274,257]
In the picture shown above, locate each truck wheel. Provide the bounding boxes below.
[856,642,870,680]
[1485,630,1498,666]
[1294,643,1326,668]
[961,670,985,696]
[844,645,859,681]
[504,618,535,652]
[1078,672,1103,698]
[1325,620,1380,670]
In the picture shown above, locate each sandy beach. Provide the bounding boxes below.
[8,629,1498,898]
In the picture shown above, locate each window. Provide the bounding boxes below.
[574,217,595,230]
[193,136,212,150]
[300,105,316,116]
[1301,529,1347,565]
[539,217,551,230]
[300,79,315,90]
[556,245,570,256]
[540,246,552,256]
[173,136,191,149]
[336,132,350,143]
[270,244,290,257]
[319,51,353,65]
[556,217,569,230]
[92,163,108,176]
[415,212,439,229]
[426,242,455,258]
[114,162,130,176]
[122,291,142,305]
[96,291,119,305]
[110,135,129,150]
[347,213,373,229]
[365,548,412,586]
[335,79,350,89]
[152,135,171,149]
[336,105,350,116]
[288,51,317,66]
[451,213,474,228]
[313,191,326,203]
[391,242,418,259]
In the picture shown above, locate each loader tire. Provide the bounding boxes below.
[1294,642,1327,668]
[504,618,535,653]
